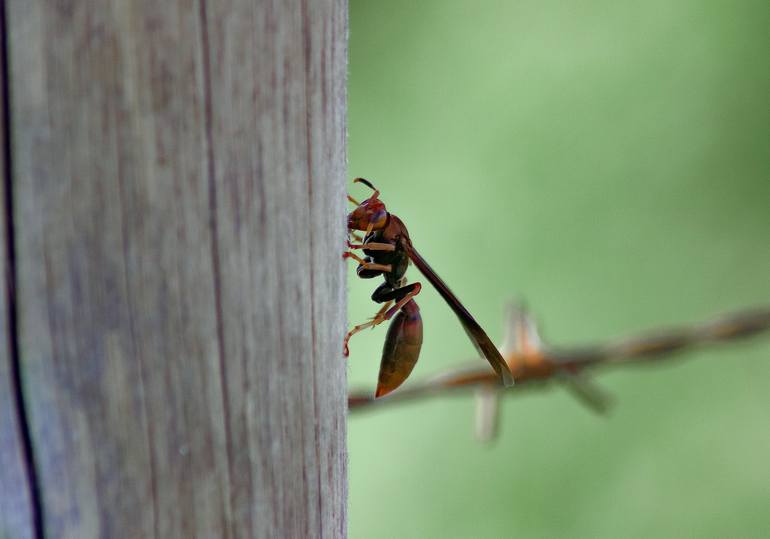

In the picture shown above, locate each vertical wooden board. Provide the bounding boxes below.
[201,0,348,536]
[8,1,226,537]
[7,0,347,537]
[0,11,35,537]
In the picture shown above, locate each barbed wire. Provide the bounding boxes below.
[348,303,770,439]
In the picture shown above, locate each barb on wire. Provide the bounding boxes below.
[348,303,770,440]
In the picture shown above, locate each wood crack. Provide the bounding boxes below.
[0,2,45,537]
[197,1,235,537]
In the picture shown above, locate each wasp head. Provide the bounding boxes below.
[347,178,388,232]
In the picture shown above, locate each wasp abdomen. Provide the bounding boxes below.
[375,301,423,398]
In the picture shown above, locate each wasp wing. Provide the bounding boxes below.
[405,242,514,386]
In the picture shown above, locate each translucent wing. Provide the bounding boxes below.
[405,243,514,386]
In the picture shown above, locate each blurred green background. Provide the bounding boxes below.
[347,1,770,538]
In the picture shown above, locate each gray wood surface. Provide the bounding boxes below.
[4,0,347,536]
[0,15,35,535]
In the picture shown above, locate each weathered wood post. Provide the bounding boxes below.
[1,0,347,537]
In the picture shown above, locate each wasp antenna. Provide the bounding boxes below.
[353,177,380,202]
[353,177,377,191]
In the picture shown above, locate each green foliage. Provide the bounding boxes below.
[348,1,770,537]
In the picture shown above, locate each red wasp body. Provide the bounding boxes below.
[344,178,514,397]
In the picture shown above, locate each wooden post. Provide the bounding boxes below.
[1,0,347,537]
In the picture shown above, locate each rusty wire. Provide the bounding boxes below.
[348,304,770,438]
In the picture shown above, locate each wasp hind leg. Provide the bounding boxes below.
[343,282,422,357]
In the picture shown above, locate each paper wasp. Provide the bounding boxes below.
[344,178,514,397]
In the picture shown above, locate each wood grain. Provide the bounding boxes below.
[5,0,347,536]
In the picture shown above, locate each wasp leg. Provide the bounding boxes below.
[372,300,394,320]
[352,255,387,279]
[342,251,391,273]
[346,241,395,251]
[343,309,382,357]
[357,264,385,279]
[348,231,364,243]
[376,282,422,323]
[371,281,418,301]
[347,241,395,251]
[343,283,422,357]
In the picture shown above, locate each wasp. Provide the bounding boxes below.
[344,178,514,397]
